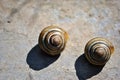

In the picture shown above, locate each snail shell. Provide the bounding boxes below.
[84,37,114,65]
[38,26,68,56]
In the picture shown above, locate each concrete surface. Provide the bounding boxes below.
[0,0,120,80]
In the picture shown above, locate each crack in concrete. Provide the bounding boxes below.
[7,0,32,21]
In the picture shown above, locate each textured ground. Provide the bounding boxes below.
[0,0,120,80]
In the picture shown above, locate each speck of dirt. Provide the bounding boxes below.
[7,21,11,23]
[89,13,94,17]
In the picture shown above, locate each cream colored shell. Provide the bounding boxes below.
[85,37,114,65]
[38,26,68,56]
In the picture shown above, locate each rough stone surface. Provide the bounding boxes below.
[0,0,120,80]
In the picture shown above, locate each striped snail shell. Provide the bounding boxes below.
[85,37,114,65]
[38,26,68,56]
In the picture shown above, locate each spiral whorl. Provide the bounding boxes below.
[85,37,114,65]
[38,26,68,56]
